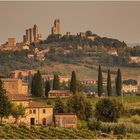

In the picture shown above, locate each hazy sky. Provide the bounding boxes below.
[0,1,140,44]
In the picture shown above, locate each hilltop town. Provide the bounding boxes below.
[0,19,140,139]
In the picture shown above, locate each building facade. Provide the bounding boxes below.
[55,113,77,128]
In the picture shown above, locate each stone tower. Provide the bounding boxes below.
[29,28,34,43]
[33,24,38,41]
[51,19,60,35]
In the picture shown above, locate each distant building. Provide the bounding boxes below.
[51,19,60,35]
[81,79,96,85]
[48,90,71,98]
[11,69,37,79]
[107,49,118,56]
[55,113,77,128]
[23,24,41,44]
[87,35,97,41]
[122,79,139,93]
[130,56,140,64]
[1,78,28,95]
[8,38,16,47]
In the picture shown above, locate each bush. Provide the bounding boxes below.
[114,123,126,136]
[124,108,140,116]
[88,118,101,131]
[95,98,124,122]
[131,115,140,124]
[18,122,27,129]
[77,120,88,129]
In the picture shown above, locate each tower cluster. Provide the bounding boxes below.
[23,24,42,44]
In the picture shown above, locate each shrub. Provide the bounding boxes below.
[18,122,27,129]
[88,118,101,131]
[114,123,126,136]
[77,120,88,129]
[131,115,140,124]
[95,98,124,122]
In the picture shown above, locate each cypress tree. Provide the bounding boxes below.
[45,80,51,97]
[107,69,112,96]
[53,74,60,90]
[70,71,77,94]
[31,70,43,97]
[116,68,122,96]
[98,65,103,97]
[0,78,12,123]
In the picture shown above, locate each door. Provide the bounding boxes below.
[42,118,46,126]
[30,118,35,125]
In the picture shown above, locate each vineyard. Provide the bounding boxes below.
[0,124,100,139]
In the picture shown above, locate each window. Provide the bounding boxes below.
[43,109,46,113]
[33,109,36,114]
[29,110,32,114]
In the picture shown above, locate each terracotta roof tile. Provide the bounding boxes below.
[7,94,29,101]
[28,101,53,108]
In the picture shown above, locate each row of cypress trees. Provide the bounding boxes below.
[98,65,122,97]
[31,70,77,97]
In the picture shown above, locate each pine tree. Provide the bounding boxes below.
[31,70,43,97]
[107,69,112,96]
[70,71,77,94]
[98,65,103,97]
[45,80,51,97]
[0,78,12,123]
[116,68,122,96]
[53,74,60,90]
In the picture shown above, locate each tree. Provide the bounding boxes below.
[98,65,103,97]
[85,30,92,37]
[31,70,43,97]
[54,97,65,113]
[66,93,93,120]
[0,78,12,123]
[53,74,60,90]
[107,69,112,96]
[95,98,124,122]
[11,103,25,124]
[116,68,122,96]
[70,71,77,94]
[45,80,51,97]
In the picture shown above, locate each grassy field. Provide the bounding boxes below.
[38,62,140,81]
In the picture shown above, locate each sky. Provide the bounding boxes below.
[0,1,140,44]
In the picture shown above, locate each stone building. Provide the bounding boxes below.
[8,38,16,47]
[2,78,28,95]
[51,19,60,35]
[5,94,53,126]
[122,79,139,93]
[48,90,71,98]
[55,113,77,128]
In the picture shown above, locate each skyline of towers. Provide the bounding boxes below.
[51,19,61,35]
[23,24,40,44]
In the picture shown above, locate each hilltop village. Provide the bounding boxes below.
[0,19,140,139]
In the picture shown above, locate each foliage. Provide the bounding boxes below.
[70,71,77,94]
[45,80,51,97]
[107,69,112,96]
[114,123,126,136]
[115,68,122,96]
[88,118,101,131]
[95,98,124,122]
[31,70,43,97]
[130,115,140,124]
[54,97,65,113]
[66,93,93,120]
[0,78,12,123]
[97,65,103,97]
[53,74,60,90]
[11,103,25,124]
